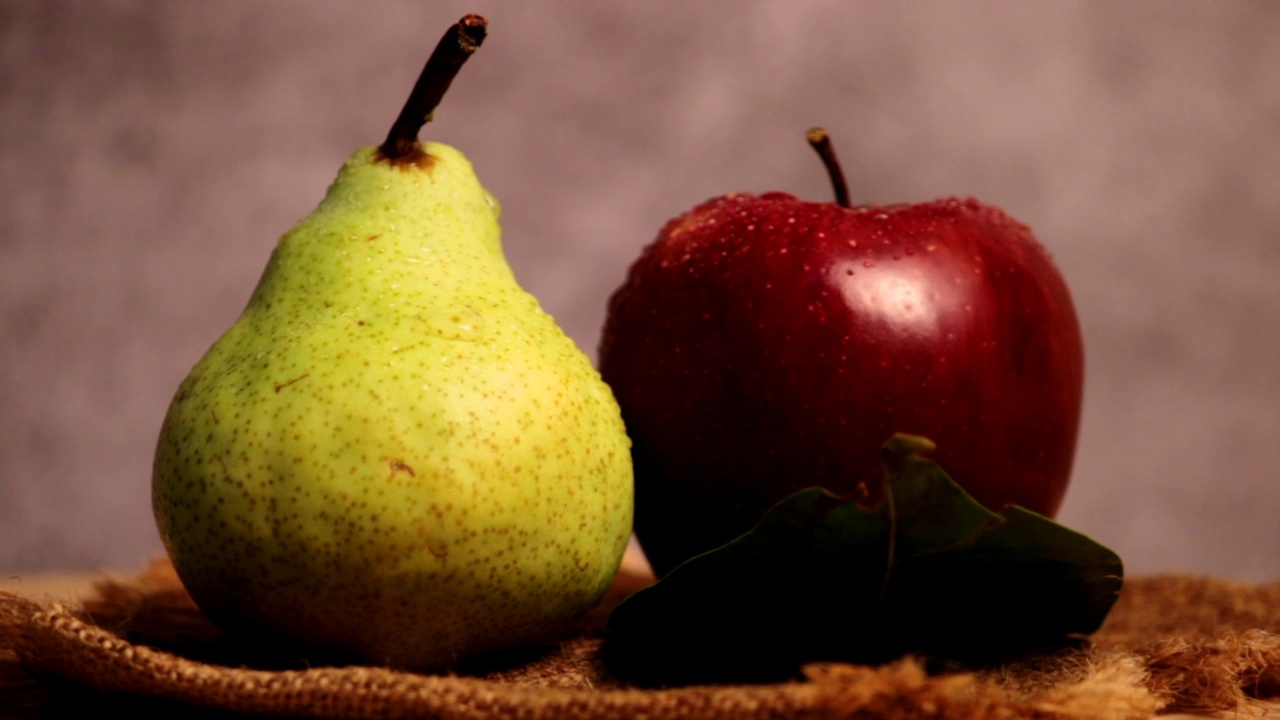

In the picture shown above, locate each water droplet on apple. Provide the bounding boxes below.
[845,269,855,276]
[746,224,756,231]
[874,213,889,220]
[863,260,875,268]
[847,239,857,248]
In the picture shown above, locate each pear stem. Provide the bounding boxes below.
[378,14,488,164]
[806,127,851,208]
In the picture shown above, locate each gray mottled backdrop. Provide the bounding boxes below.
[2,1,1278,579]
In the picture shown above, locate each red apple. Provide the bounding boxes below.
[599,129,1084,577]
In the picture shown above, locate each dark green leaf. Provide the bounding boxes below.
[604,433,1123,687]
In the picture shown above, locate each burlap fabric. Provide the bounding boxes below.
[2,558,1278,719]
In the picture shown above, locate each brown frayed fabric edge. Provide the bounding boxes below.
[6,569,1280,719]
[1139,631,1280,713]
[0,590,1168,720]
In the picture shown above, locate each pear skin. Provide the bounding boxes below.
[152,19,633,670]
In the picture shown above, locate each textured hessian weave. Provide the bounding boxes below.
[2,560,1277,719]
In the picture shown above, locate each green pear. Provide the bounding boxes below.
[151,15,633,671]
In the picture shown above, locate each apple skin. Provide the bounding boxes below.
[599,193,1084,577]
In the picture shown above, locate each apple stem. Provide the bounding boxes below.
[378,14,488,165]
[806,127,851,209]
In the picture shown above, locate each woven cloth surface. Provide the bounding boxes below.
[2,560,1278,719]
